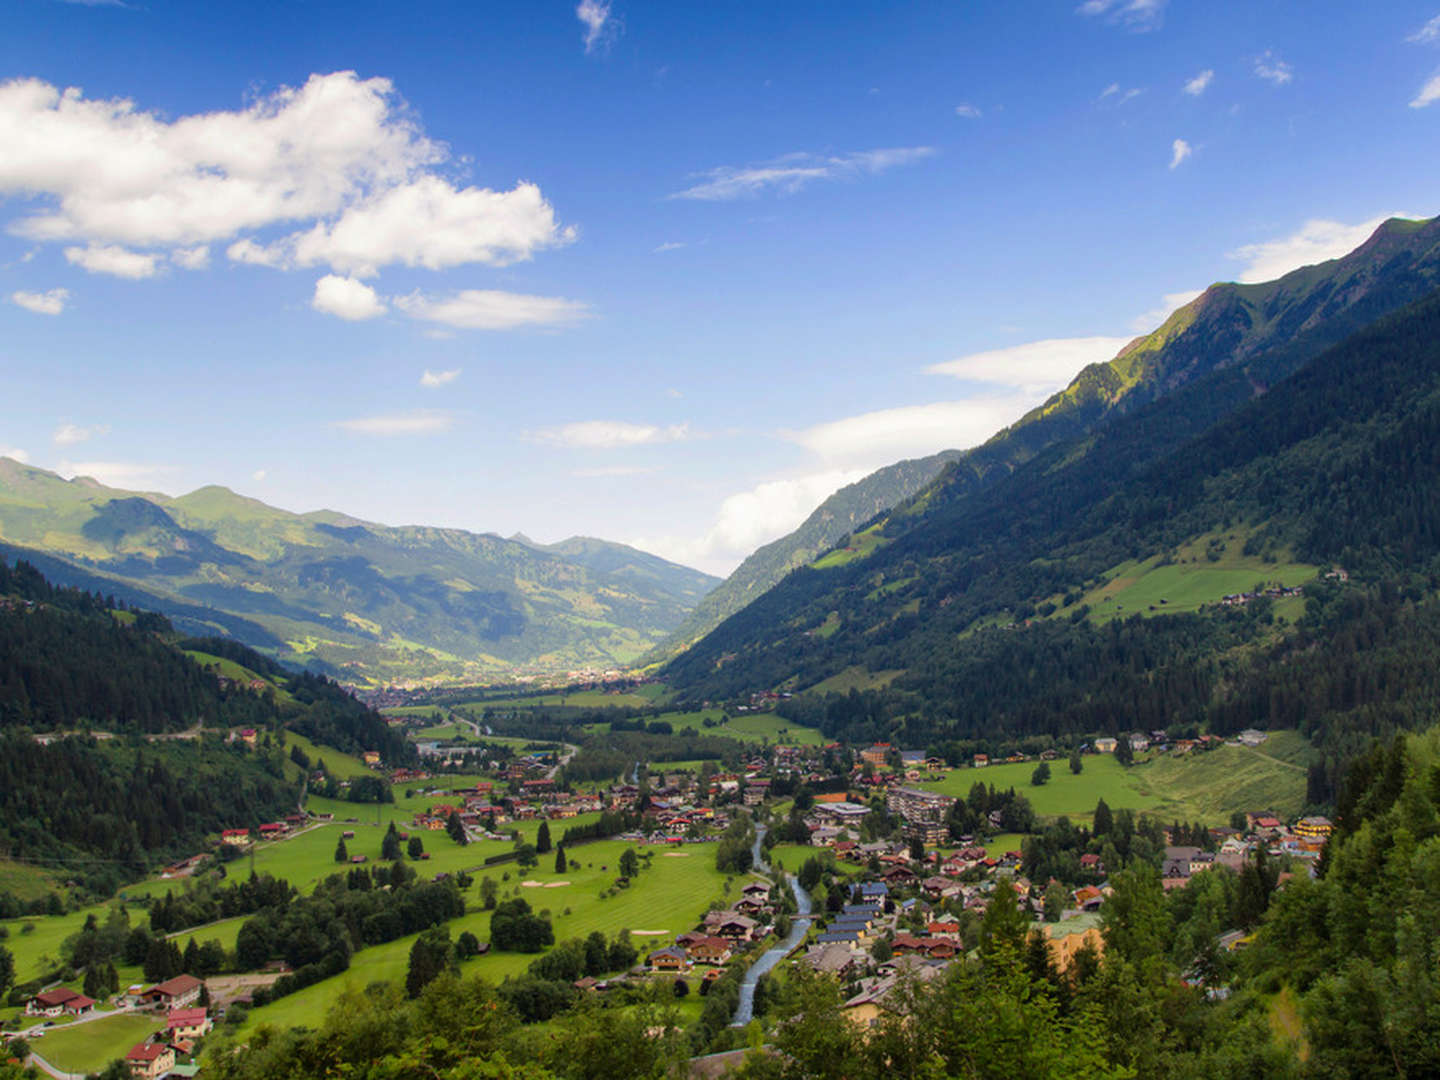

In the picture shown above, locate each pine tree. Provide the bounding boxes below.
[382,822,402,861]
[446,811,468,846]
[555,846,567,873]
[1093,798,1114,837]
[536,821,552,855]
[335,836,348,862]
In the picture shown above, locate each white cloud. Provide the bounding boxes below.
[311,274,386,320]
[63,243,158,278]
[0,72,572,280]
[573,465,660,478]
[10,287,69,315]
[533,420,689,449]
[1228,214,1400,283]
[653,241,686,253]
[632,467,870,576]
[420,368,461,388]
[954,103,982,119]
[1077,0,1166,31]
[252,469,267,482]
[52,422,109,446]
[670,146,935,201]
[577,0,619,54]
[1098,83,1143,105]
[788,397,1039,469]
[1254,50,1293,85]
[57,460,175,488]
[1410,71,1440,108]
[1183,69,1214,96]
[1129,289,1203,333]
[926,337,1131,393]
[171,245,209,270]
[1169,138,1192,169]
[395,288,588,330]
[0,447,29,463]
[1407,14,1440,43]
[334,410,453,436]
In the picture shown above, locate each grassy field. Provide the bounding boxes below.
[283,731,375,780]
[812,524,889,569]
[703,712,828,747]
[32,1011,162,1074]
[234,839,738,1037]
[1075,532,1319,626]
[925,733,1310,824]
[802,666,905,696]
[765,844,862,879]
[0,859,61,903]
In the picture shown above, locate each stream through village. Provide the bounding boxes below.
[729,826,814,1026]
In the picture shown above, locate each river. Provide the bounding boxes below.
[730,825,814,1026]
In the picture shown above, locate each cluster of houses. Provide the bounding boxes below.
[1160,813,1332,889]
[1219,584,1305,607]
[643,882,778,980]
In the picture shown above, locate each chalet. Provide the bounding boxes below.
[350,854,368,864]
[1072,886,1105,912]
[854,882,889,902]
[648,947,690,972]
[125,1042,175,1080]
[687,936,733,964]
[890,933,929,955]
[882,866,917,887]
[1238,729,1269,747]
[27,987,95,1017]
[1093,737,1118,754]
[921,875,958,900]
[1294,816,1333,840]
[1079,853,1104,873]
[927,920,960,940]
[972,754,989,768]
[1127,733,1150,751]
[860,743,891,766]
[362,751,381,766]
[740,882,771,902]
[220,829,250,847]
[258,822,288,838]
[238,728,258,746]
[714,914,760,941]
[143,975,203,1010]
[805,942,861,976]
[166,1007,212,1040]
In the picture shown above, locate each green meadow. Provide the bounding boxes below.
[702,711,827,747]
[234,838,738,1037]
[30,1011,163,1074]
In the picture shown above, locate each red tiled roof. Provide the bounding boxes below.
[32,988,80,1007]
[126,1044,170,1062]
[147,974,202,998]
[167,1007,208,1028]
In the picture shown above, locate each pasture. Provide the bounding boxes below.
[32,1011,162,1075]
[233,838,738,1037]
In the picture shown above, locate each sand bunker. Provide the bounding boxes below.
[631,929,669,935]
[543,881,571,887]
[662,852,691,857]
[520,880,544,887]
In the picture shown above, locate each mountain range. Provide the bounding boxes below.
[0,461,717,685]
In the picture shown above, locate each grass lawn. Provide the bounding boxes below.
[765,844,861,879]
[235,839,740,1038]
[169,915,247,954]
[0,900,131,983]
[802,666,905,695]
[33,1011,162,1075]
[929,754,1159,820]
[982,833,1028,858]
[703,712,827,747]
[283,731,374,780]
[0,859,60,903]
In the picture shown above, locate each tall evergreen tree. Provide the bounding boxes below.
[535,821,552,855]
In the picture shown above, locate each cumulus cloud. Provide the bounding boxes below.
[57,460,174,488]
[334,410,453,436]
[0,72,572,279]
[631,467,871,576]
[171,245,209,270]
[1183,69,1214,96]
[954,103,982,118]
[670,146,935,201]
[1228,214,1400,283]
[1407,14,1440,43]
[252,469,267,482]
[1077,0,1166,31]
[311,274,386,320]
[577,0,619,54]
[1254,50,1293,85]
[926,337,1131,393]
[1410,72,1440,108]
[420,368,460,388]
[395,289,588,330]
[11,287,69,315]
[64,243,158,278]
[533,420,689,449]
[787,397,1039,469]
[1129,289,1204,333]
[53,422,109,446]
[1169,138,1192,169]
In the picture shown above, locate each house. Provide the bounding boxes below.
[142,974,203,1010]
[715,914,760,941]
[220,828,250,847]
[1093,737,1118,754]
[238,728,258,746]
[258,822,287,839]
[687,936,733,965]
[1127,733,1150,751]
[860,743,891,766]
[927,920,960,940]
[805,942,861,976]
[1079,853,1103,873]
[1238,729,1269,747]
[648,947,690,972]
[972,754,989,768]
[1035,913,1105,972]
[362,751,381,766]
[27,987,95,1017]
[1294,816,1333,840]
[166,1007,212,1040]
[125,1042,176,1080]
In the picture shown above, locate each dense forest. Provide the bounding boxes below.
[668,282,1440,775]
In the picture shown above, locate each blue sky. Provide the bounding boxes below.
[2,1,1439,575]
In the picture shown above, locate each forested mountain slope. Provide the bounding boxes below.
[0,465,718,685]
[665,275,1440,789]
[653,215,1440,662]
